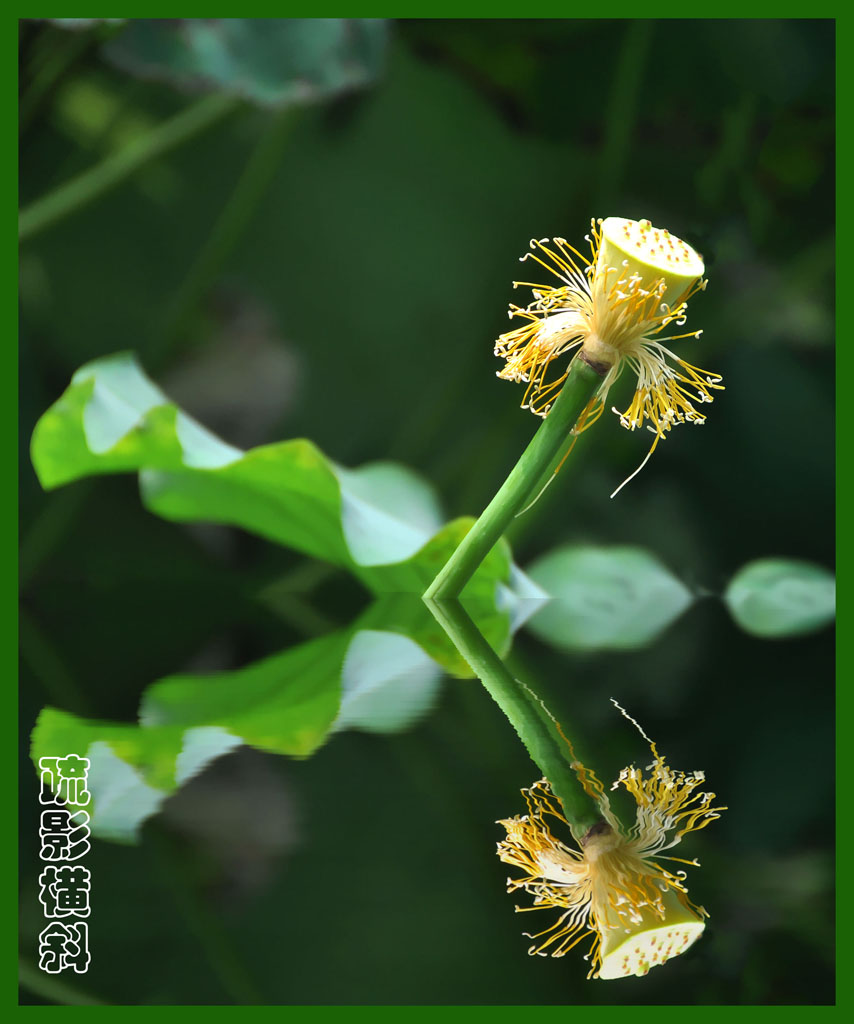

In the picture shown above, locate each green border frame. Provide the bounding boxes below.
[14,8,843,1014]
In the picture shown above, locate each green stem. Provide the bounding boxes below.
[424,356,605,599]
[152,107,295,367]
[19,92,237,242]
[425,598,602,838]
[593,19,653,208]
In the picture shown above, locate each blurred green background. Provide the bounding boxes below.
[19,18,834,1005]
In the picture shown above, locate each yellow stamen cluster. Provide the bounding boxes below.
[496,706,725,980]
[494,218,724,494]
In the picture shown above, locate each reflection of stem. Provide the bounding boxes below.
[19,608,91,714]
[386,732,482,853]
[147,823,264,1005]
[20,482,93,590]
[425,599,602,838]
[258,560,339,636]
[19,93,237,242]
[18,958,105,1006]
[423,357,604,599]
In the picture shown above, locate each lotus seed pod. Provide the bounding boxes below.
[596,216,705,311]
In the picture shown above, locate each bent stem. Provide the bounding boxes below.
[423,356,606,599]
[425,598,602,838]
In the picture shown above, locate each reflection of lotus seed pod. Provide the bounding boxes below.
[597,886,705,980]
[496,703,725,980]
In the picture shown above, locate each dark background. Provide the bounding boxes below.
[19,19,834,1004]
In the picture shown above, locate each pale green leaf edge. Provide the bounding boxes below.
[30,352,515,600]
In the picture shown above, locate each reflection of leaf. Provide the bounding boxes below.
[140,632,348,755]
[31,615,455,841]
[144,624,447,743]
[30,353,514,599]
[724,558,835,638]
[354,594,513,679]
[31,708,241,841]
[102,19,387,108]
[524,545,694,651]
[335,631,442,733]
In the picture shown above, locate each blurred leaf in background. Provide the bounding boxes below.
[525,545,695,651]
[724,558,836,638]
[102,19,388,109]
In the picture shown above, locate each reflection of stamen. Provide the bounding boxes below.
[497,705,726,979]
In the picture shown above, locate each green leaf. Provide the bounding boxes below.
[349,516,513,599]
[102,19,387,108]
[31,352,516,598]
[335,462,443,565]
[724,558,836,637]
[31,353,227,488]
[524,544,694,651]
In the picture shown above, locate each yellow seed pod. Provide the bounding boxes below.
[596,216,705,311]
[597,887,705,980]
